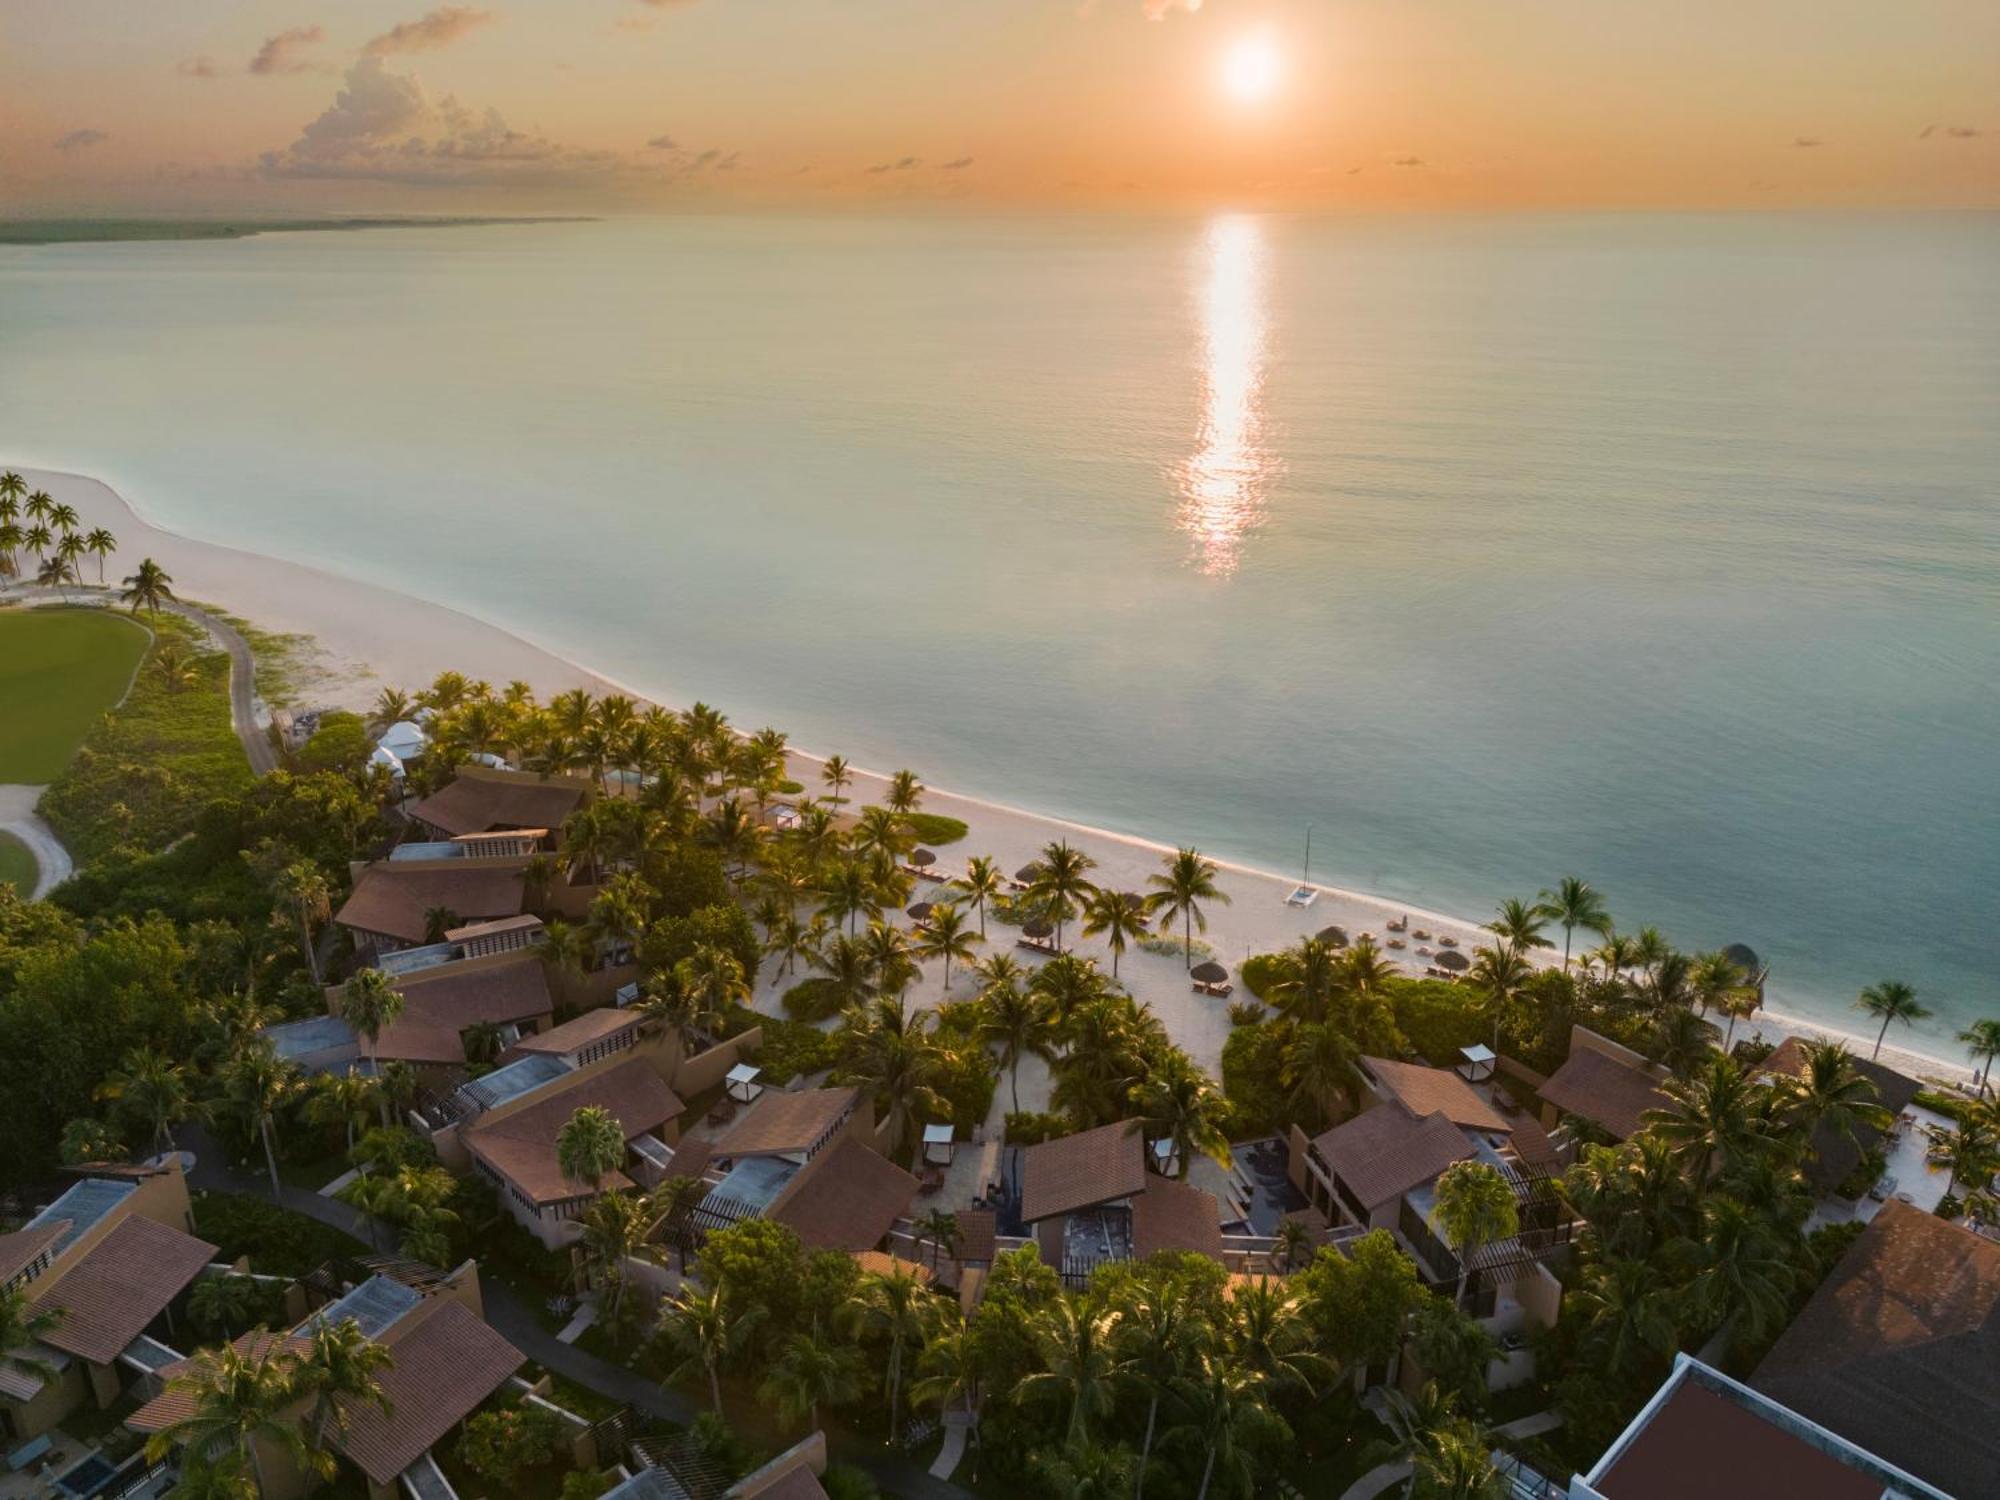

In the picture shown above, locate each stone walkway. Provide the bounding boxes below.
[0,783,69,898]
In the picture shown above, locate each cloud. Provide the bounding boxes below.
[1790,136,1822,148]
[646,134,678,151]
[178,57,221,79]
[939,156,974,170]
[250,25,327,75]
[363,7,496,57]
[1143,0,1202,17]
[1393,156,1423,168]
[261,57,619,186]
[866,155,921,174]
[1946,125,1982,139]
[53,128,108,152]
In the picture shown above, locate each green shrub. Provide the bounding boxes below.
[294,712,371,775]
[1389,977,1488,1066]
[1138,933,1213,961]
[775,779,805,795]
[902,812,969,846]
[756,1015,841,1083]
[1005,1110,1070,1145]
[821,1465,881,1500]
[781,977,848,1023]
[457,1404,565,1487]
[1220,1022,1290,1137]
[191,1191,366,1277]
[1915,1088,1973,1123]
[1241,952,1285,1000]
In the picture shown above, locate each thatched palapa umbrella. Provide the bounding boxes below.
[910,848,936,870]
[906,901,935,922]
[1314,925,1349,948]
[1190,960,1230,985]
[1022,917,1054,940]
[1435,949,1470,973]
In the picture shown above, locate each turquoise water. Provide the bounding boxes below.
[3,213,1996,1049]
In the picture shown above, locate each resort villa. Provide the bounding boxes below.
[1570,1353,1953,1500]
[129,1262,524,1500]
[1750,1200,2000,1498]
[266,922,557,1080]
[1288,1055,1566,1368]
[681,1087,921,1256]
[0,1162,215,1444]
[1535,1028,1673,1146]
[1753,1037,1921,1196]
[404,766,593,844]
[1008,1120,1233,1280]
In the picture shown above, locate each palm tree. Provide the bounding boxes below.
[1484,898,1552,951]
[812,932,878,1012]
[1131,1051,1231,1179]
[820,754,853,807]
[1144,847,1230,970]
[221,1042,301,1199]
[335,969,405,1124]
[297,1314,394,1449]
[979,969,1056,1113]
[956,855,1006,938]
[913,1207,960,1273]
[651,1172,712,1273]
[55,531,86,585]
[1467,941,1531,1051]
[1114,1292,1204,1500]
[915,900,981,994]
[120,557,175,617]
[1643,1053,1765,1182]
[1776,1040,1889,1159]
[1226,1277,1329,1396]
[37,555,69,595]
[0,520,20,579]
[1270,936,1341,1025]
[1019,1298,1122,1448]
[1368,1382,1461,1500]
[371,687,415,732]
[556,1105,627,1193]
[886,768,925,816]
[1691,1196,1794,1347]
[818,859,877,938]
[152,641,198,694]
[672,944,750,1032]
[96,1046,196,1157]
[1165,1354,1279,1500]
[845,1264,929,1443]
[838,998,947,1156]
[59,1116,126,1165]
[1961,1018,2000,1098]
[860,919,920,1001]
[659,1280,761,1415]
[189,1275,263,1340]
[577,1191,654,1331]
[1280,1021,1361,1130]
[1081,889,1149,980]
[1271,1216,1315,1273]
[1029,841,1099,953]
[1856,980,1929,1060]
[273,862,331,984]
[1570,1256,1680,1381]
[47,500,79,533]
[144,1338,326,1495]
[911,1305,985,1456]
[759,1322,863,1432]
[764,911,819,987]
[0,471,22,513]
[305,1071,379,1155]
[0,1283,64,1396]
[1534,875,1612,971]
[1429,1161,1519,1309]
[1924,1111,2000,1199]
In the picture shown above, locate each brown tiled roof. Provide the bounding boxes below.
[769,1136,917,1252]
[662,1137,715,1184]
[512,1006,643,1056]
[1360,1057,1512,1134]
[1754,1037,1920,1190]
[716,1087,860,1159]
[1752,1201,2000,1499]
[394,953,554,1028]
[334,863,527,945]
[752,1471,831,1500]
[1315,1101,1474,1213]
[1539,1046,1670,1141]
[407,769,591,839]
[953,1208,997,1264]
[1019,1120,1147,1223]
[1594,1381,1883,1500]
[465,1059,684,1205]
[370,1018,471,1066]
[1130,1176,1224,1261]
[340,1300,525,1485]
[0,1222,68,1286]
[31,1215,218,1364]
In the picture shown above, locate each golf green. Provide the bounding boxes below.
[0,831,36,894]
[0,607,150,782]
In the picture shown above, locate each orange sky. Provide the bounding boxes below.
[1,0,1995,214]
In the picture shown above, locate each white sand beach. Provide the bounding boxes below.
[7,464,1981,1094]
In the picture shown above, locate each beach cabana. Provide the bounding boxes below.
[377,719,429,763]
[1315,925,1349,948]
[1190,960,1233,998]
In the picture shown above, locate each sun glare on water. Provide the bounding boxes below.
[1221,31,1281,104]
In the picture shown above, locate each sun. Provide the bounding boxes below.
[1221,31,1281,104]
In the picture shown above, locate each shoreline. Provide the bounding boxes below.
[6,461,1981,1091]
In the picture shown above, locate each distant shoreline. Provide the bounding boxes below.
[4,460,1983,1093]
[0,216,596,247]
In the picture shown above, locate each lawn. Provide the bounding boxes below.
[0,831,36,894]
[0,607,149,782]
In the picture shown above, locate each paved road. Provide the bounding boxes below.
[183,1130,971,1500]
[0,784,71,899]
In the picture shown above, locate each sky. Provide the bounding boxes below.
[1,0,1995,215]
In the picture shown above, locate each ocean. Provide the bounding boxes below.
[3,211,1995,1050]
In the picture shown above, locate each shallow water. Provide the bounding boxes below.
[3,212,1996,1048]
